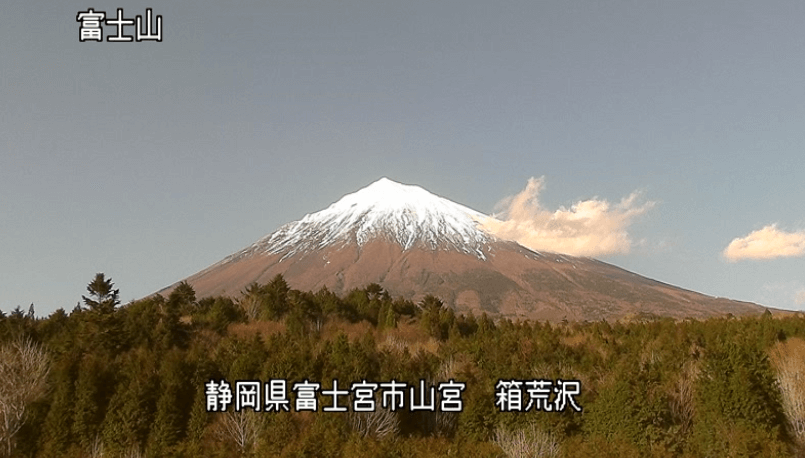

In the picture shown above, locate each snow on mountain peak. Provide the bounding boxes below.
[245,178,498,260]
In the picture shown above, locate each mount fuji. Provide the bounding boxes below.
[161,178,763,321]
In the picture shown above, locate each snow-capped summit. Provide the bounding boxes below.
[243,177,497,260]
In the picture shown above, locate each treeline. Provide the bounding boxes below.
[1,273,805,457]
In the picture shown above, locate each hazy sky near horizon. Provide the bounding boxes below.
[2,0,804,315]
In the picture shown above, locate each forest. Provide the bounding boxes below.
[1,273,805,458]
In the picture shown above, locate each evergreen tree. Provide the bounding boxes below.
[315,286,340,316]
[261,274,290,320]
[346,288,372,323]
[82,273,120,314]
[206,297,244,333]
[148,351,191,455]
[383,303,397,329]
[159,286,190,349]
[80,273,123,350]
[420,295,445,339]
[122,297,162,348]
[72,355,108,447]
[392,296,417,317]
[691,339,787,455]
[40,356,77,456]
[168,281,196,315]
[101,351,159,453]
[182,384,210,458]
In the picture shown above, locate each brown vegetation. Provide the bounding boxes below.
[0,338,49,457]
[770,337,805,451]
[493,424,560,458]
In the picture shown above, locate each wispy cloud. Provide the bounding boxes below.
[480,176,654,257]
[723,225,805,261]
[760,282,805,311]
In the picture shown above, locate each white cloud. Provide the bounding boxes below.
[796,290,805,306]
[480,176,654,257]
[723,225,805,261]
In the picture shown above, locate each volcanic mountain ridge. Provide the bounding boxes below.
[160,178,764,321]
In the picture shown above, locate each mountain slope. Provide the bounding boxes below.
[161,178,764,321]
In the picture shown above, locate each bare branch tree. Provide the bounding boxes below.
[119,444,145,458]
[413,357,464,437]
[214,409,261,454]
[238,289,262,322]
[669,359,700,434]
[84,435,105,458]
[770,338,805,451]
[0,338,50,457]
[493,424,560,458]
[83,438,145,458]
[345,397,400,440]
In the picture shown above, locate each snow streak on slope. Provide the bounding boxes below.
[242,178,498,260]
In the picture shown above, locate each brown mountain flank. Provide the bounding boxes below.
[161,237,764,322]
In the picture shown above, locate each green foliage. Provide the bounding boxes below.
[39,354,77,456]
[320,332,379,384]
[168,281,197,315]
[291,413,349,458]
[261,333,317,384]
[121,296,162,348]
[225,335,269,381]
[10,277,805,457]
[101,350,159,452]
[261,274,291,320]
[345,288,373,323]
[148,350,194,455]
[71,354,112,447]
[257,411,298,456]
[420,294,448,339]
[194,296,244,333]
[393,297,418,318]
[382,302,397,329]
[316,286,349,320]
[185,383,211,446]
[285,290,324,336]
[690,339,788,456]
[82,273,120,313]
[79,273,124,350]
[563,434,644,458]
[582,377,672,451]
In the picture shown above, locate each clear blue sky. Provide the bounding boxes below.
[2,0,804,315]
